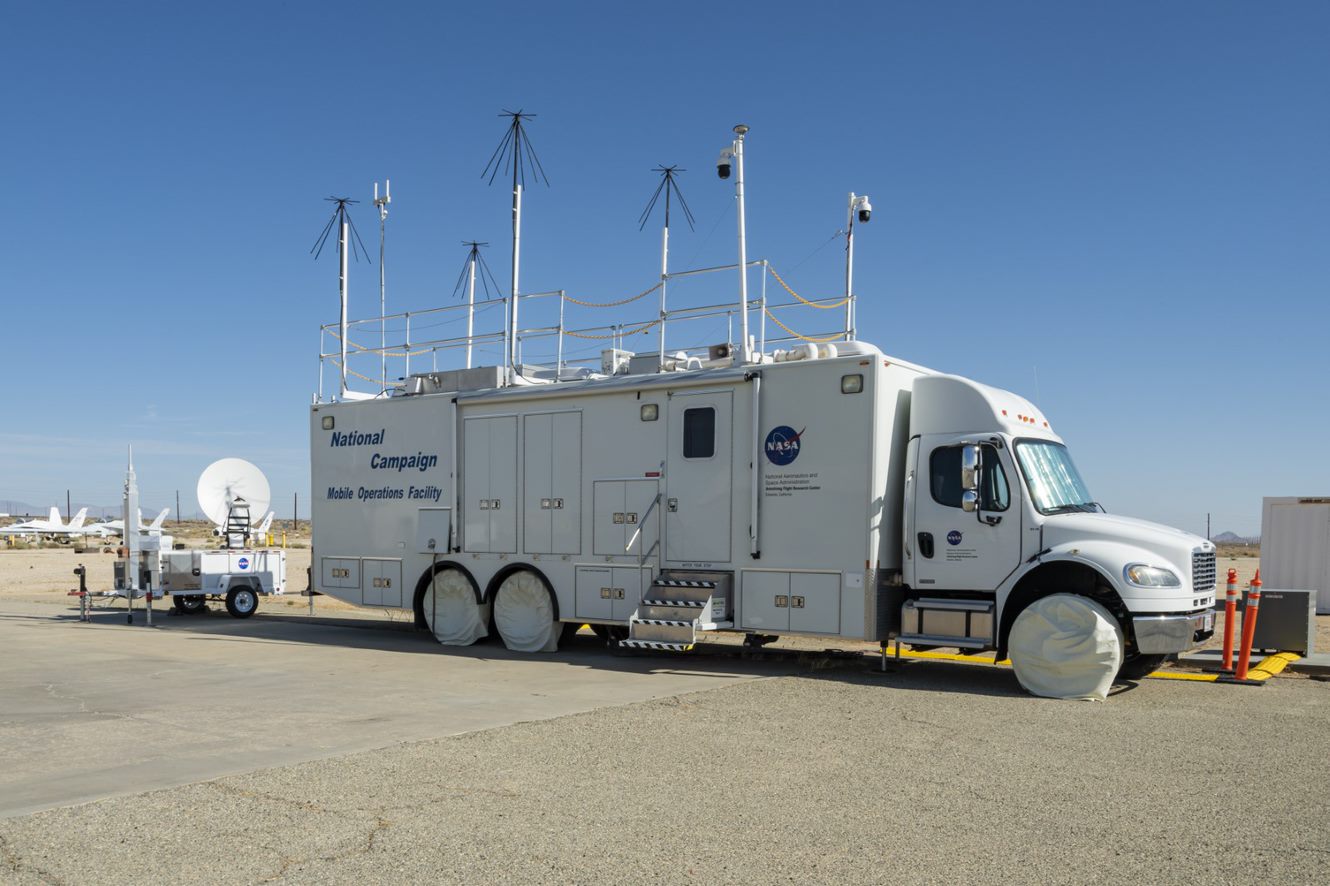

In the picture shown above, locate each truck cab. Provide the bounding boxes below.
[901,375,1216,676]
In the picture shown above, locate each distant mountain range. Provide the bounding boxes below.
[1212,531,1260,544]
[0,500,204,521]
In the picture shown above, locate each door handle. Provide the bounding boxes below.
[917,532,934,559]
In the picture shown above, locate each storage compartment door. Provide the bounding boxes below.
[549,411,582,554]
[576,566,614,620]
[622,480,659,562]
[523,413,553,553]
[593,480,625,556]
[463,418,492,552]
[740,571,790,631]
[789,572,840,635]
[416,508,452,554]
[488,416,518,553]
[611,566,647,620]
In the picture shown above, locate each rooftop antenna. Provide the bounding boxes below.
[452,241,502,369]
[716,124,751,363]
[373,180,392,386]
[481,109,548,384]
[639,165,695,369]
[311,197,370,396]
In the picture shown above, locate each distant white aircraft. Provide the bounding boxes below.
[0,507,89,539]
[82,508,170,538]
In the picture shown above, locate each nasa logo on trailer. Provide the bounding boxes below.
[764,426,805,466]
[946,530,962,546]
[237,557,250,570]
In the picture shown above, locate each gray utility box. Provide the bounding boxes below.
[1260,496,1330,614]
[1217,589,1318,655]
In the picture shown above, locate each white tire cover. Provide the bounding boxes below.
[421,569,487,646]
[1008,594,1124,701]
[493,571,560,653]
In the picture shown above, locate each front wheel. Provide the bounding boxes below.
[1007,593,1124,700]
[1118,653,1168,681]
[225,586,259,619]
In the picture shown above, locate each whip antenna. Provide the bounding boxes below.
[311,197,371,395]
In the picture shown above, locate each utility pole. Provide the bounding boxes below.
[1206,512,1211,540]
[66,489,71,522]
[176,490,181,525]
[293,492,298,530]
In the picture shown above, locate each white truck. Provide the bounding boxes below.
[310,341,1217,693]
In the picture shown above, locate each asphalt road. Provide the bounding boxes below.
[1,602,1327,884]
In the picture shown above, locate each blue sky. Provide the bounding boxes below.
[1,1,1325,534]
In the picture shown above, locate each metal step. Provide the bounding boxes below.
[618,639,694,652]
[652,579,718,589]
[642,598,705,608]
[629,621,697,643]
[639,602,705,621]
[630,617,695,627]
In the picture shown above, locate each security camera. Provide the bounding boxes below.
[717,148,734,180]
[852,195,872,223]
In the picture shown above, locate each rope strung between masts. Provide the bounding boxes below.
[326,329,435,358]
[762,307,844,343]
[562,318,661,340]
[561,281,662,308]
[766,265,849,309]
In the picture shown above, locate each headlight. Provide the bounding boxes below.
[1123,564,1182,588]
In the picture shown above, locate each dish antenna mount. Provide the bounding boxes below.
[197,458,272,550]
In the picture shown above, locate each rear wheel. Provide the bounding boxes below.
[421,567,487,645]
[1118,653,1168,681]
[225,586,258,619]
[492,570,561,652]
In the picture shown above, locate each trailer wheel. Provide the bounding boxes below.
[421,566,487,646]
[492,569,561,653]
[225,586,259,619]
[1007,594,1124,700]
[1118,653,1168,681]
[173,595,207,615]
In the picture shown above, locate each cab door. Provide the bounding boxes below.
[909,437,1021,592]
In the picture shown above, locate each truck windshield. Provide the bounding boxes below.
[1014,440,1101,515]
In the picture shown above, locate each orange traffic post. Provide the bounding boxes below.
[1234,569,1262,681]
[1221,568,1239,670]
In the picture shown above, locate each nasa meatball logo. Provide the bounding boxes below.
[764,426,805,466]
[237,556,250,570]
[946,530,963,546]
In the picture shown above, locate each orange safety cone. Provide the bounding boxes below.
[1221,568,1239,670]
[1234,570,1263,681]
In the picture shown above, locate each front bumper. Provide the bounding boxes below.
[1132,610,1215,654]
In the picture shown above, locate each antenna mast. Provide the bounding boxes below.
[373,180,392,385]
[482,110,548,384]
[453,241,498,369]
[311,197,370,396]
[639,166,695,369]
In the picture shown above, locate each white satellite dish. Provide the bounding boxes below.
[197,458,272,528]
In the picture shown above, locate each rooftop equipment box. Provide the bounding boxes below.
[1260,497,1330,615]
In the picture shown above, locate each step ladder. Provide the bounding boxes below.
[619,571,733,652]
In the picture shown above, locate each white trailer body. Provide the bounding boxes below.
[1260,497,1330,614]
[310,343,1216,674]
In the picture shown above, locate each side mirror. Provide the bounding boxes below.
[960,444,981,492]
[961,490,978,513]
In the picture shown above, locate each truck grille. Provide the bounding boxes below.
[1192,551,1216,593]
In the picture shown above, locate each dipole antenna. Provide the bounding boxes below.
[639,166,695,369]
[311,197,371,395]
[481,109,548,383]
[452,241,502,369]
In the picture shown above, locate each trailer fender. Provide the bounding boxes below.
[411,561,481,630]
[997,559,1126,660]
